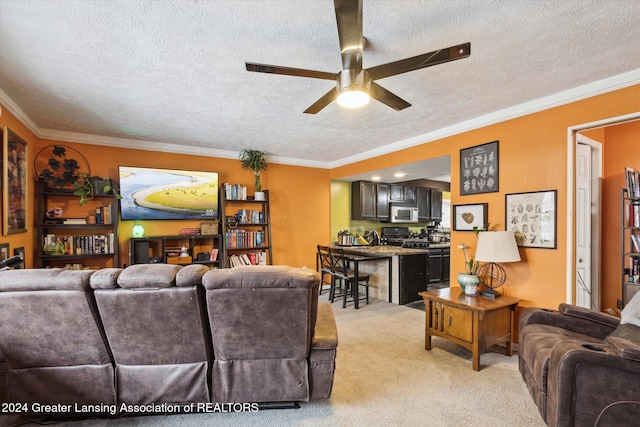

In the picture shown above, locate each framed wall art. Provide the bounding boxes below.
[3,127,28,235]
[0,243,9,261]
[460,140,498,195]
[453,203,488,231]
[505,189,557,249]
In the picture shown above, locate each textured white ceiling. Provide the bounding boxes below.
[1,0,639,170]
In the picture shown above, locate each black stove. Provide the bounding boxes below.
[381,227,430,248]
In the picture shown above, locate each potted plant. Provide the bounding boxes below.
[457,242,480,294]
[239,149,268,200]
[73,173,120,206]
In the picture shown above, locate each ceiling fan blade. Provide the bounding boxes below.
[246,63,337,80]
[334,0,364,72]
[370,82,411,111]
[304,88,338,114]
[366,42,471,81]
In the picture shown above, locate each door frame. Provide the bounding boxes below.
[566,112,640,304]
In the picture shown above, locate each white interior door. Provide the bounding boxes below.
[575,136,602,309]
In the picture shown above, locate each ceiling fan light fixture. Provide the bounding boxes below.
[337,87,370,109]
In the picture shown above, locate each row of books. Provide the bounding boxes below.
[44,233,116,256]
[233,209,265,224]
[628,257,640,283]
[225,230,265,248]
[625,167,640,198]
[222,183,247,200]
[630,234,640,253]
[228,252,267,267]
[625,203,640,227]
[95,204,115,224]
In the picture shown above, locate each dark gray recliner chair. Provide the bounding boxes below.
[91,264,212,405]
[202,265,338,403]
[519,300,640,426]
[0,269,116,408]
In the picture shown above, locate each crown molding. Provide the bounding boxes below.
[328,68,640,168]
[2,68,639,171]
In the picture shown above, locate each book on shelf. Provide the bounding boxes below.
[222,183,247,200]
[227,251,266,267]
[632,234,640,253]
[625,167,640,198]
[63,218,87,225]
[210,248,219,261]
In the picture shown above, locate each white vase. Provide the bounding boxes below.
[254,191,265,201]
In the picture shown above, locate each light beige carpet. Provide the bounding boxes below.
[4,295,544,427]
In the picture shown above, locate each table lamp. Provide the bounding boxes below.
[475,231,521,298]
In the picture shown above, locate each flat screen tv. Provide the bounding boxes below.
[118,166,219,221]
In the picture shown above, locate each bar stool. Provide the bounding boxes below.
[329,247,370,309]
[316,245,334,295]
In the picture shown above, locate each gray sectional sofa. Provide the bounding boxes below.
[0,264,337,418]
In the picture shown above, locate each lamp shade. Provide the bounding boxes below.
[475,231,521,263]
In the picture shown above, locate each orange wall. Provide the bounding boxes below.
[332,84,640,310]
[601,120,640,310]
[0,108,331,270]
[1,84,638,312]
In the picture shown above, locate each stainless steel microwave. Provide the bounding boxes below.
[389,204,419,223]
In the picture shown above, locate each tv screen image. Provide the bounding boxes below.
[119,166,219,221]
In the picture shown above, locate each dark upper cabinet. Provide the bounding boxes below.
[404,186,416,203]
[390,184,404,202]
[430,189,443,221]
[376,183,390,220]
[416,187,431,221]
[351,181,377,220]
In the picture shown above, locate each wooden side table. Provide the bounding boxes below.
[419,287,521,371]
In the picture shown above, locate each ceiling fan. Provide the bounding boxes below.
[245,0,470,114]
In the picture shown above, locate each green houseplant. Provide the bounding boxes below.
[239,149,268,199]
[73,173,120,206]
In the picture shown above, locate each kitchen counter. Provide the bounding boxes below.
[330,244,449,305]
[338,245,427,255]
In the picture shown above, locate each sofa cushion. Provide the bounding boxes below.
[90,268,123,289]
[608,323,640,343]
[176,264,210,287]
[620,291,640,327]
[117,264,182,288]
[0,269,93,291]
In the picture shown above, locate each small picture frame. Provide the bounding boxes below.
[453,203,488,231]
[0,243,9,262]
[460,141,499,195]
[13,246,25,269]
[505,190,557,248]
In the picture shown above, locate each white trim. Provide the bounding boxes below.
[1,70,639,170]
[566,112,640,305]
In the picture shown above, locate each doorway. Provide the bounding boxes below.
[567,112,640,307]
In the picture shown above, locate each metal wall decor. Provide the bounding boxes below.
[460,141,499,195]
[3,128,28,235]
[505,190,557,248]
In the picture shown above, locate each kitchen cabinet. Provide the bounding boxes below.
[428,247,450,284]
[351,181,377,220]
[390,184,404,202]
[399,253,428,304]
[390,184,416,203]
[416,187,431,221]
[376,183,390,220]
[430,189,443,221]
[404,186,416,203]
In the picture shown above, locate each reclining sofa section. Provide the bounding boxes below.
[0,264,338,412]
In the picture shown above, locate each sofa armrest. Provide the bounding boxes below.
[546,339,640,427]
[520,306,618,340]
[559,303,620,329]
[606,336,640,362]
[312,302,338,350]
